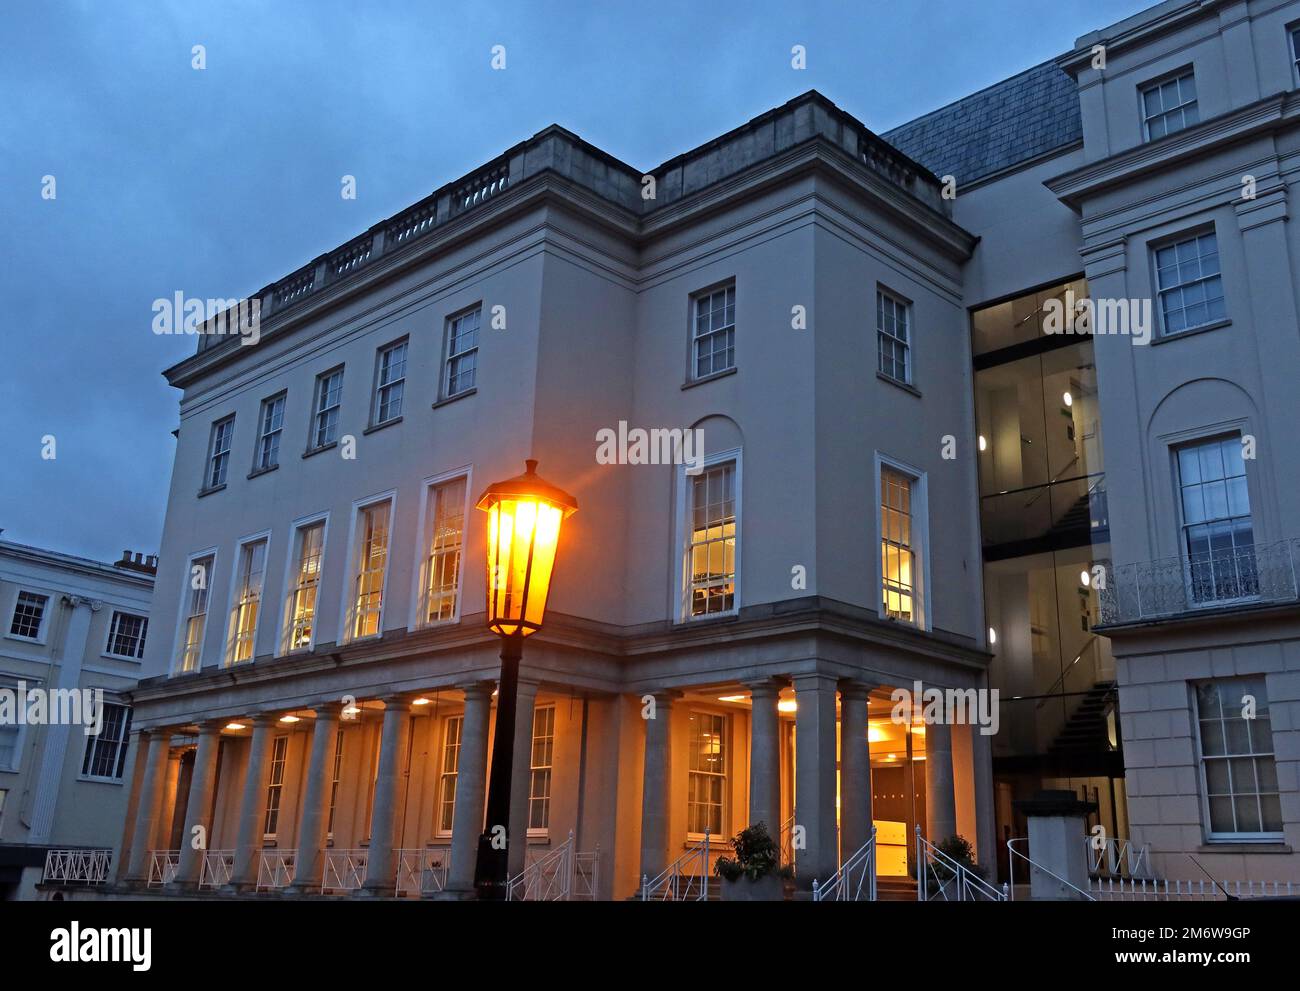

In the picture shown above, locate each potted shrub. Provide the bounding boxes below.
[713,822,791,901]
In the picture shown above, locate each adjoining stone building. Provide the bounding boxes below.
[106,0,1300,899]
[0,541,154,899]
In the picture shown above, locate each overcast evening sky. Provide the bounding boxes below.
[0,0,1150,563]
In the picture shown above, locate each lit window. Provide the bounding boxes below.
[437,716,463,835]
[255,394,285,471]
[687,711,726,835]
[263,736,289,838]
[177,555,214,673]
[106,611,148,659]
[1196,679,1281,838]
[1155,231,1225,336]
[206,416,235,488]
[881,467,917,623]
[374,340,407,424]
[326,729,345,839]
[9,591,48,640]
[312,368,345,449]
[1142,70,1199,140]
[528,705,555,833]
[692,285,735,379]
[350,501,391,640]
[420,478,466,625]
[286,521,325,651]
[686,463,737,618]
[226,539,268,664]
[81,702,132,779]
[1177,436,1255,604]
[444,308,479,398]
[877,289,911,384]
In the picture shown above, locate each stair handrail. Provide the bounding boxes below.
[1034,636,1103,709]
[506,830,574,901]
[1007,837,1095,901]
[812,826,877,901]
[915,828,1005,901]
[640,829,710,901]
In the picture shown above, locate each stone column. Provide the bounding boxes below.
[171,720,223,889]
[288,703,342,895]
[227,714,277,891]
[506,678,541,880]
[121,729,170,884]
[638,689,676,884]
[793,673,839,887]
[925,714,957,843]
[361,695,411,896]
[839,681,873,859]
[745,679,782,834]
[445,682,493,892]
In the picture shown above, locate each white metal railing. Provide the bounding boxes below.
[198,850,234,890]
[813,827,877,901]
[1098,539,1300,624]
[572,848,600,901]
[916,828,1005,902]
[43,849,113,885]
[778,811,796,871]
[397,848,449,897]
[1087,837,1153,879]
[147,850,180,887]
[507,831,573,901]
[641,830,711,901]
[1090,877,1297,901]
[1007,837,1094,901]
[256,849,296,891]
[321,849,368,893]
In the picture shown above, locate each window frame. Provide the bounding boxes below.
[436,714,464,837]
[0,699,25,772]
[309,366,345,452]
[326,726,346,841]
[224,532,271,666]
[1151,227,1226,339]
[1193,678,1283,842]
[409,467,472,630]
[339,492,396,644]
[686,708,729,840]
[1140,67,1199,141]
[1173,434,1257,608]
[527,704,556,837]
[103,610,149,661]
[874,452,931,631]
[673,448,743,623]
[263,734,289,840]
[1291,22,1300,84]
[253,391,287,473]
[371,336,409,427]
[441,305,481,401]
[876,286,913,385]
[278,512,330,655]
[204,415,236,490]
[688,281,737,382]
[171,548,218,676]
[8,589,51,643]
[79,701,133,782]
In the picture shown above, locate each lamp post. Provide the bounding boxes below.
[472,458,577,900]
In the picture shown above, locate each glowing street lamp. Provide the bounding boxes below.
[473,459,577,899]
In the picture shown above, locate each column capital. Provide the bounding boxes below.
[310,700,346,720]
[638,687,683,704]
[791,671,839,693]
[457,680,495,702]
[742,677,786,699]
[838,680,875,702]
[247,712,280,729]
[194,719,225,736]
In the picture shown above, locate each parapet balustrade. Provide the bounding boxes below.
[1097,537,1300,625]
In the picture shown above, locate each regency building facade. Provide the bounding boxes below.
[106,0,1300,900]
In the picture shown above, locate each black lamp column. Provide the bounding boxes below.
[474,630,523,899]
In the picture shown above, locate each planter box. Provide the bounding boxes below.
[719,874,785,902]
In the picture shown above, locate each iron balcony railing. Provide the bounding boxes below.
[198,850,235,890]
[147,850,180,887]
[1098,538,1300,625]
[256,849,296,891]
[813,827,877,902]
[43,848,112,885]
[641,830,712,901]
[505,830,601,901]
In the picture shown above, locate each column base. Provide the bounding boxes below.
[426,886,478,901]
[355,883,397,899]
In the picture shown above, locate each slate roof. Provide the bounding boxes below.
[882,59,1082,184]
